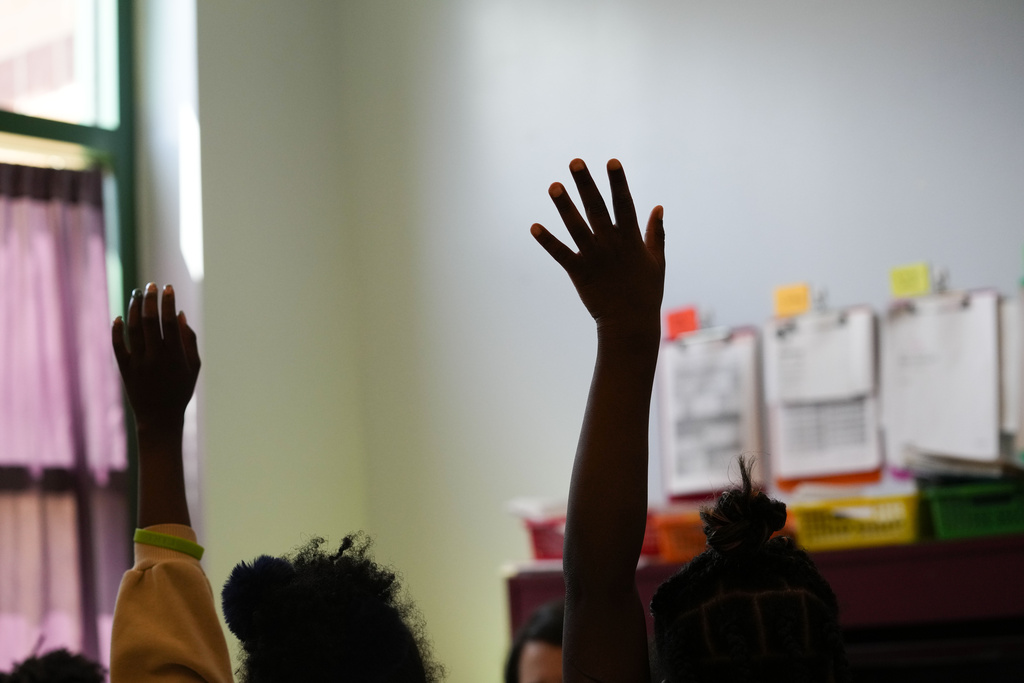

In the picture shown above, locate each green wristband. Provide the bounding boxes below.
[134,528,205,560]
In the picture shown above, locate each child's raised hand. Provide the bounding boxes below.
[112,283,200,433]
[531,158,665,337]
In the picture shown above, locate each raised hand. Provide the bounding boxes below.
[531,158,665,337]
[533,159,665,683]
[112,283,200,433]
[112,282,199,527]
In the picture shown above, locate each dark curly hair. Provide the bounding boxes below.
[650,458,850,683]
[221,533,443,683]
[504,599,563,683]
[0,649,105,683]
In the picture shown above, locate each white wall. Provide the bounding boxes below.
[342,1,1024,680]
[183,1,1024,681]
[193,0,369,670]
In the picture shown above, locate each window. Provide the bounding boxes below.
[0,0,134,300]
[0,0,135,670]
[0,0,119,128]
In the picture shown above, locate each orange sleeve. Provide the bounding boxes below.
[110,524,233,682]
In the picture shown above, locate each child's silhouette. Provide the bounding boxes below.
[109,283,439,682]
[532,159,848,683]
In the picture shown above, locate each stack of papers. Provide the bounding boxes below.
[882,291,1008,476]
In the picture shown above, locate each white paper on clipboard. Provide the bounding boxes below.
[657,329,761,497]
[882,290,1000,466]
[764,308,882,480]
[774,310,874,402]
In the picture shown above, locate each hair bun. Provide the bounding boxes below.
[222,555,296,643]
[700,458,786,557]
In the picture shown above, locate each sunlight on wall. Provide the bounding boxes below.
[178,103,204,283]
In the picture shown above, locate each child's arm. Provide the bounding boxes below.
[110,284,231,682]
[532,159,665,683]
[111,283,199,528]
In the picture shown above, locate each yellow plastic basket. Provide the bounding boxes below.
[789,493,919,552]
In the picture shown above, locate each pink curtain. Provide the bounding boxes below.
[0,163,128,670]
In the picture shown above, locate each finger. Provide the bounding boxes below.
[126,288,144,355]
[179,311,201,375]
[549,183,594,252]
[568,158,613,235]
[111,317,130,376]
[161,284,182,351]
[644,205,666,258]
[531,223,578,274]
[607,159,639,235]
[141,282,161,353]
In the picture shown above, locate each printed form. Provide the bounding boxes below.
[658,330,762,496]
[764,308,882,481]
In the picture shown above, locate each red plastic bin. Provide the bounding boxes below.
[526,514,661,560]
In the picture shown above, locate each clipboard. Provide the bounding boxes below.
[763,306,883,483]
[657,327,762,497]
[882,290,1001,467]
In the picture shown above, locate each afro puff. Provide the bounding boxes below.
[222,555,297,645]
[221,534,442,683]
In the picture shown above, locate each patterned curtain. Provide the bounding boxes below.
[0,163,128,670]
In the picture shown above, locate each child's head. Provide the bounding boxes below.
[222,534,441,683]
[504,599,563,683]
[650,460,849,683]
[1,649,105,683]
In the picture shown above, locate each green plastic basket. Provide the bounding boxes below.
[923,481,1024,540]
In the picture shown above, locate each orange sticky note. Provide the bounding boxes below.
[890,262,931,298]
[773,283,811,318]
[665,307,699,340]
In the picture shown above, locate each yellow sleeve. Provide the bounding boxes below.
[110,524,234,683]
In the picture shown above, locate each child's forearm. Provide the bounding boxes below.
[564,328,659,592]
[136,424,191,529]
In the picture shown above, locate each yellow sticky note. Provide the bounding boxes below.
[773,283,811,318]
[890,262,931,298]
